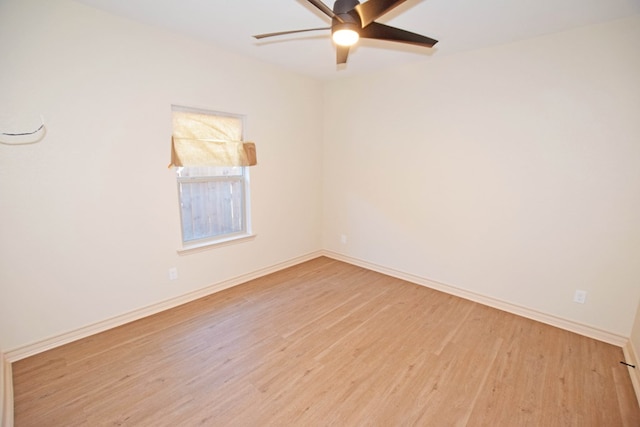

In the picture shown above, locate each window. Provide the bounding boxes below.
[176,165,249,243]
[171,107,254,247]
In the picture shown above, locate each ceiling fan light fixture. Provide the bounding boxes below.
[332,28,359,46]
[332,19,360,47]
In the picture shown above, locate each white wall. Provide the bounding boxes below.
[0,0,323,351]
[0,351,11,427]
[632,301,640,358]
[629,301,640,401]
[0,352,6,425]
[323,16,640,336]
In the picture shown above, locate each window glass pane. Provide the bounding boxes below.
[179,178,244,242]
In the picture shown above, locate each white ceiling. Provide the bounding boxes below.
[75,0,640,80]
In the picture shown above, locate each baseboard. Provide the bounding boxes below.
[623,340,640,408]
[1,352,13,427]
[322,250,628,347]
[5,250,323,363]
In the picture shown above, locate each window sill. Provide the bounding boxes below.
[177,233,256,255]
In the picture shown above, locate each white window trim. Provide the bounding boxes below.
[177,232,257,255]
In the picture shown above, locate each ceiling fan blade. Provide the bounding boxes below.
[253,27,330,39]
[355,0,407,27]
[360,22,438,47]
[305,0,344,23]
[337,45,350,64]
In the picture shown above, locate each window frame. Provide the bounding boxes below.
[173,107,254,253]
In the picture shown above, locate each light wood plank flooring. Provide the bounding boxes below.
[12,257,640,426]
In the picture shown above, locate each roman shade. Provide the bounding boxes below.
[170,110,257,167]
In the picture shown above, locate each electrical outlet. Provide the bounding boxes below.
[168,267,178,281]
[340,234,347,244]
[573,290,587,304]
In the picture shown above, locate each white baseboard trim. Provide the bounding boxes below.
[1,352,13,427]
[5,251,323,363]
[322,250,628,347]
[623,340,640,408]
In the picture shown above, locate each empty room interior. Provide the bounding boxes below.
[1,0,640,425]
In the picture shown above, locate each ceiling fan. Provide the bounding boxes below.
[253,0,438,65]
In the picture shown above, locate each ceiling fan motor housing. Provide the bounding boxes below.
[331,0,361,35]
[333,0,360,14]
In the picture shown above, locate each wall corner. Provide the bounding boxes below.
[1,351,14,427]
[623,340,640,409]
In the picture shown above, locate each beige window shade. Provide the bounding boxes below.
[170,110,257,167]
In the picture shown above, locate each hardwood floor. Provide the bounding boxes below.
[12,257,640,426]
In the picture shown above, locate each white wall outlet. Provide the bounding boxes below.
[573,290,587,304]
[168,267,178,281]
[340,234,347,244]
